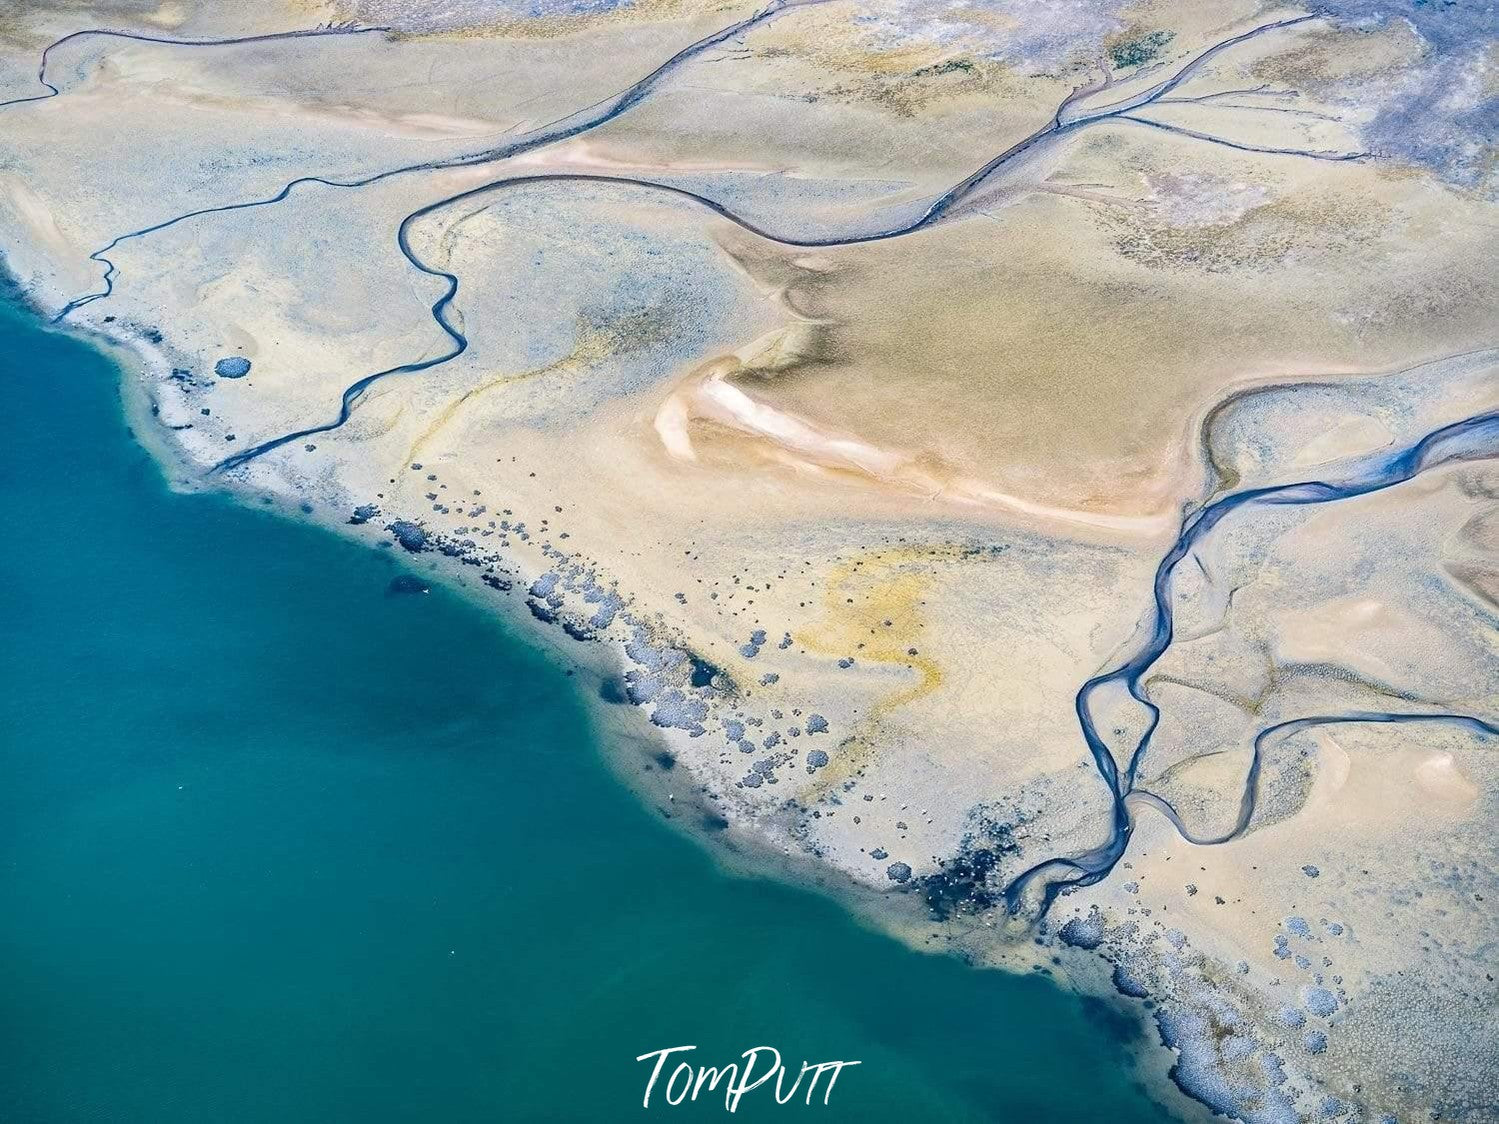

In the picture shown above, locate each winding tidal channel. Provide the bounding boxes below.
[1007,398,1499,912]
[8,9,1360,467]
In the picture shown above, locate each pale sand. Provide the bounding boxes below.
[3,2,1496,1120]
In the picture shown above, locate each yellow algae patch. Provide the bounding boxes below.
[401,322,618,466]
[798,546,944,714]
[402,356,575,468]
[787,545,955,795]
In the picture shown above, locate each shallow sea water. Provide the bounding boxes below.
[0,294,1184,1122]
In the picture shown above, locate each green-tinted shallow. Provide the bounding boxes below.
[0,293,1182,1123]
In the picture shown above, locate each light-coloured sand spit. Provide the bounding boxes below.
[3,2,1497,1120]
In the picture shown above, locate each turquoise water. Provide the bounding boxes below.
[0,294,1182,1122]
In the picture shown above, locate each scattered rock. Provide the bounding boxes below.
[1059,910,1106,950]
[214,356,252,378]
[387,520,429,552]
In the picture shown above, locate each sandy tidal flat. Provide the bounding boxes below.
[2,1,1496,1121]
